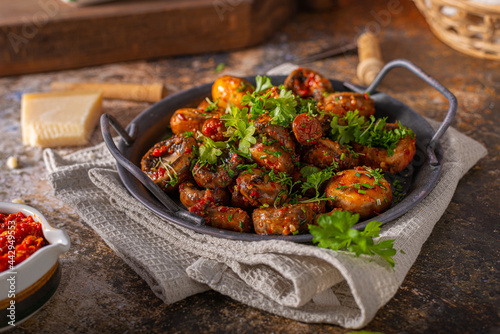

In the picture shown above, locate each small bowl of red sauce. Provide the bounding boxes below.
[0,202,70,328]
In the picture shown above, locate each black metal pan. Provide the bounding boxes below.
[101,59,457,242]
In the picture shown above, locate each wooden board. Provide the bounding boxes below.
[0,0,296,77]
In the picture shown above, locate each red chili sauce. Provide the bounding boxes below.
[0,212,48,272]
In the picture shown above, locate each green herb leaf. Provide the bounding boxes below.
[221,106,257,155]
[297,98,318,117]
[299,166,320,178]
[241,84,298,127]
[254,75,274,93]
[309,211,396,268]
[330,111,415,156]
[197,133,228,165]
[204,97,219,112]
[214,63,225,73]
[268,89,297,127]
[301,167,335,198]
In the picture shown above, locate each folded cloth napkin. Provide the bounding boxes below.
[42,118,486,329]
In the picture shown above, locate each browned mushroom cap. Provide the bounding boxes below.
[252,204,315,235]
[179,181,230,208]
[302,138,359,171]
[141,134,197,192]
[284,67,333,100]
[235,168,288,207]
[189,202,252,233]
[192,151,244,189]
[352,132,416,174]
[324,166,392,219]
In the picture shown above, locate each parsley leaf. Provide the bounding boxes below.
[330,110,367,145]
[268,89,297,127]
[221,106,257,155]
[330,111,415,156]
[197,133,228,165]
[241,81,298,127]
[309,211,397,268]
[299,166,320,178]
[254,75,274,93]
[297,98,318,117]
[300,167,335,198]
[266,170,297,195]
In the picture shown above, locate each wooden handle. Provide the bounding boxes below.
[356,32,384,86]
[50,82,167,103]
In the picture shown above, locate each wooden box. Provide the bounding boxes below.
[0,0,296,76]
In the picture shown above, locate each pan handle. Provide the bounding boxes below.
[100,113,205,226]
[344,59,457,166]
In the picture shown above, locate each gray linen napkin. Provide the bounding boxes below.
[42,119,486,329]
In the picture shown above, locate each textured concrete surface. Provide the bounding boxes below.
[0,0,498,333]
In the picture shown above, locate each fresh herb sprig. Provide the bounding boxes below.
[254,75,274,93]
[267,170,298,195]
[196,132,228,165]
[309,211,397,268]
[330,111,415,156]
[329,110,367,145]
[300,166,335,198]
[268,89,297,127]
[241,76,298,127]
[221,106,257,155]
[297,98,318,117]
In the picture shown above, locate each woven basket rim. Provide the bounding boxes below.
[431,0,500,15]
[414,0,500,60]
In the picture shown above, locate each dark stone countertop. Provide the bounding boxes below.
[0,0,498,333]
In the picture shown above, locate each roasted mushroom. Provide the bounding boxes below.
[284,68,333,100]
[325,166,392,219]
[141,135,197,192]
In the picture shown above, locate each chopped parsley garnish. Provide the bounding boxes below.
[254,75,274,93]
[301,166,335,198]
[203,97,220,112]
[267,170,297,194]
[241,76,298,127]
[393,178,404,202]
[330,110,415,156]
[263,149,281,158]
[221,106,257,155]
[196,133,228,165]
[309,211,397,268]
[297,98,318,117]
[237,163,258,170]
[335,168,386,194]
[268,89,298,127]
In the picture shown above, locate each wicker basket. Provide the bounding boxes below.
[413,0,500,60]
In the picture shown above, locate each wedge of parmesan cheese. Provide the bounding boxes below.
[21,90,103,147]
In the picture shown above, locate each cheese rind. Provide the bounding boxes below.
[21,91,103,147]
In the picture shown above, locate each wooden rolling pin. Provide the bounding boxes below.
[356,32,384,86]
[50,82,167,103]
